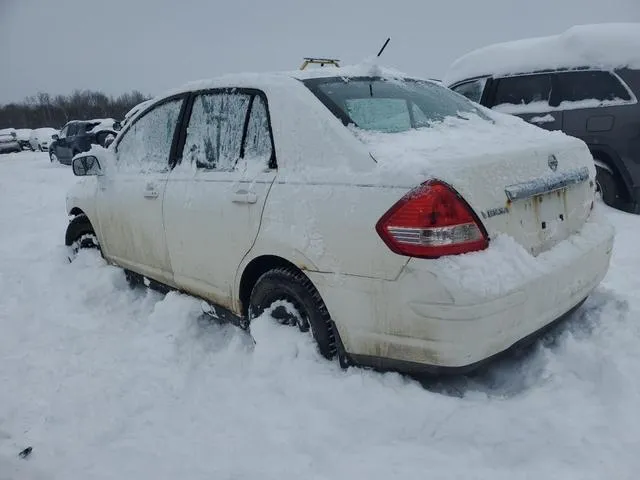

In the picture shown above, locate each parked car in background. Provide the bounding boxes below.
[444,23,640,213]
[29,127,59,151]
[65,65,613,374]
[0,128,21,154]
[14,129,33,150]
[49,118,121,165]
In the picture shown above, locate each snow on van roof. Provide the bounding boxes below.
[444,23,640,86]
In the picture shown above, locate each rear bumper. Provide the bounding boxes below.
[309,209,614,373]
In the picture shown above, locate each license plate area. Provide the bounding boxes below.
[533,188,568,243]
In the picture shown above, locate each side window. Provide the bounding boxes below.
[493,74,552,107]
[116,98,183,173]
[556,70,632,103]
[67,124,78,137]
[59,125,69,138]
[452,78,487,103]
[182,92,251,170]
[243,95,273,165]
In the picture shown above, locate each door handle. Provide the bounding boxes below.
[231,190,257,204]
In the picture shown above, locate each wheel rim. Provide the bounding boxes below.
[68,233,99,262]
[258,297,311,332]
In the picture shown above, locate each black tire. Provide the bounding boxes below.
[595,165,619,207]
[65,214,100,261]
[249,267,337,360]
[49,151,58,163]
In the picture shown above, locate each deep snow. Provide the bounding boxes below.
[1,152,640,479]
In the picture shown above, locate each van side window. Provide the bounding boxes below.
[493,74,552,107]
[452,78,487,103]
[556,71,632,103]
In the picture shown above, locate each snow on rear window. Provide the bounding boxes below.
[304,77,488,133]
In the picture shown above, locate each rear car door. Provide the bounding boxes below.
[489,73,564,131]
[95,96,186,284]
[164,90,276,306]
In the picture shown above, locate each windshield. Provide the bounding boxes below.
[303,76,490,133]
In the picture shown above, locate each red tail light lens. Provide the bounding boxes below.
[376,180,489,258]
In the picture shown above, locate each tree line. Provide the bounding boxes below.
[0,90,151,130]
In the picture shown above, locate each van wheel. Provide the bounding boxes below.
[595,166,619,206]
[248,267,338,360]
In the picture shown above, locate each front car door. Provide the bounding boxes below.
[487,73,564,131]
[95,96,186,285]
[164,89,276,307]
[54,123,72,162]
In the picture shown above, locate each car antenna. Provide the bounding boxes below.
[377,37,391,57]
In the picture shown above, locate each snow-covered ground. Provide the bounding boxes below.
[1,151,639,479]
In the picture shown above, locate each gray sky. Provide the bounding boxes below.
[1,0,639,104]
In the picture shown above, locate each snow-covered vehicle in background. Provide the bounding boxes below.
[14,128,33,150]
[0,128,21,154]
[49,118,121,165]
[28,127,59,151]
[65,64,613,374]
[444,23,640,214]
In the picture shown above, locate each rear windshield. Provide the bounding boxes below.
[303,76,489,133]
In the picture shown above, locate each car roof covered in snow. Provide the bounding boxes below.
[444,23,640,86]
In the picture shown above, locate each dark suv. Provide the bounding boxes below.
[49,119,120,165]
[445,26,640,213]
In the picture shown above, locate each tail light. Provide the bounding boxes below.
[376,180,489,258]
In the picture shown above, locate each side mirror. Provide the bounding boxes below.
[103,134,116,148]
[72,155,103,176]
[52,134,59,140]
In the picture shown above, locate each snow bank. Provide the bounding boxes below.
[444,23,640,86]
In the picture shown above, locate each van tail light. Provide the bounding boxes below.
[375,180,489,258]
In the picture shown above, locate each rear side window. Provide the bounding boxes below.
[556,70,632,103]
[493,74,552,107]
[452,78,487,103]
[182,91,274,170]
[116,98,184,173]
[304,77,487,133]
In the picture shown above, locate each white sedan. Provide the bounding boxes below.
[64,65,614,373]
[28,127,59,151]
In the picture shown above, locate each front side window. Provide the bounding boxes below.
[493,74,553,107]
[67,123,79,137]
[59,125,69,138]
[182,92,251,170]
[304,77,487,134]
[116,98,183,173]
[556,70,632,103]
[452,78,488,103]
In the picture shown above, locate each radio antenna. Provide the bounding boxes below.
[377,37,391,57]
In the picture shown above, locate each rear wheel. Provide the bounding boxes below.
[595,165,620,207]
[248,267,337,360]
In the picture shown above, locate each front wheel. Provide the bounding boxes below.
[65,215,100,262]
[249,267,337,360]
[50,151,58,163]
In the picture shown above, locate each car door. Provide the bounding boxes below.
[54,124,71,161]
[95,96,186,285]
[488,73,563,131]
[164,90,277,307]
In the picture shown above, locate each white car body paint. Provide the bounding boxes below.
[65,65,614,370]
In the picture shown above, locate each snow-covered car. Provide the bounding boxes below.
[122,99,153,128]
[444,23,640,214]
[14,128,33,150]
[49,119,121,165]
[64,65,614,373]
[28,127,59,151]
[0,128,21,154]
